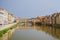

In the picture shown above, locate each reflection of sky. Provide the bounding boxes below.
[0,0,60,18]
[10,29,58,40]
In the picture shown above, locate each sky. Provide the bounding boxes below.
[0,0,60,18]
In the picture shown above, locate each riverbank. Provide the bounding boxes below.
[0,23,19,37]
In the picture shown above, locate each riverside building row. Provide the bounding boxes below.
[0,8,20,26]
[35,13,60,27]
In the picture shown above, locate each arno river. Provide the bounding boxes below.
[0,23,60,40]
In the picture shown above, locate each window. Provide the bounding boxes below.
[0,12,4,14]
[0,16,2,18]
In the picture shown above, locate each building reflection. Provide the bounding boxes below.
[33,25,60,39]
[19,24,60,39]
[0,28,16,40]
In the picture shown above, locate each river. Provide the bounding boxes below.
[0,24,60,40]
[9,24,60,40]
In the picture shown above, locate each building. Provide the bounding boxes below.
[8,13,16,24]
[45,15,52,25]
[51,12,60,27]
[8,13,12,24]
[51,13,56,25]
[37,16,43,23]
[15,16,20,23]
[41,16,47,25]
[55,13,60,25]
[0,8,8,25]
[51,13,58,25]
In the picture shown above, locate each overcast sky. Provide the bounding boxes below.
[0,0,60,18]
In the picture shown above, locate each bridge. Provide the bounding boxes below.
[20,18,41,26]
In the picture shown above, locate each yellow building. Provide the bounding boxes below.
[55,13,60,24]
[8,13,15,24]
[8,13,12,24]
[8,13,11,24]
[37,16,43,22]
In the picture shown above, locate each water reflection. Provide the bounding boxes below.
[0,24,60,40]
[10,24,60,40]
[0,28,16,40]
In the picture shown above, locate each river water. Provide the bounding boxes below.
[9,24,60,40]
[0,24,60,40]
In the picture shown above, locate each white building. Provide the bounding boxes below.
[10,14,15,23]
[0,8,8,25]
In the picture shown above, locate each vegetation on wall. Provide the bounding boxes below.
[0,23,20,37]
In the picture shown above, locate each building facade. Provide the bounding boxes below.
[0,8,8,25]
[8,13,16,24]
[55,13,60,24]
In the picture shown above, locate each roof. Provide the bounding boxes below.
[0,8,5,10]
